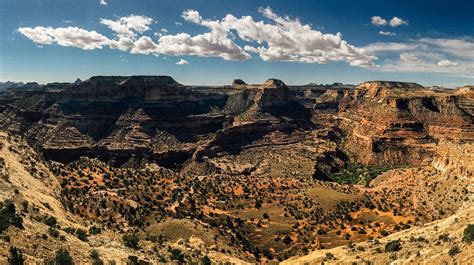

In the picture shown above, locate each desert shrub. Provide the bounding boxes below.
[438,233,450,242]
[48,227,60,238]
[43,216,57,227]
[462,224,474,243]
[90,249,104,265]
[63,227,75,234]
[122,234,139,249]
[75,229,88,241]
[380,230,389,237]
[8,246,25,265]
[21,201,28,212]
[45,249,74,265]
[448,245,460,256]
[169,248,184,262]
[325,252,335,260]
[0,200,23,232]
[385,240,401,252]
[201,255,211,265]
[88,226,102,235]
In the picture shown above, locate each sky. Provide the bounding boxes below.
[0,0,473,87]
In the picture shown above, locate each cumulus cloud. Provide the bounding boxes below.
[178,7,376,66]
[389,17,408,27]
[100,15,153,37]
[18,26,109,50]
[400,53,419,62]
[437,59,458,67]
[379,31,396,36]
[176,59,189,65]
[18,8,375,66]
[100,0,108,6]
[371,16,387,26]
[372,16,408,27]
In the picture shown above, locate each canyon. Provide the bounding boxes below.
[0,76,472,264]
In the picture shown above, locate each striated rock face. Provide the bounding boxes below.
[195,79,312,159]
[336,81,473,166]
[0,76,472,170]
[0,76,228,167]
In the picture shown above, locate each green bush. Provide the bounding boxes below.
[48,227,60,238]
[8,246,25,265]
[385,240,401,252]
[170,248,184,262]
[88,226,102,235]
[201,255,211,265]
[75,229,88,241]
[448,245,460,256]
[122,234,140,249]
[462,224,474,243]
[43,216,57,227]
[90,249,104,265]
[45,249,74,265]
[0,200,23,232]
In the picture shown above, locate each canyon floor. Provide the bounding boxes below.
[0,77,473,264]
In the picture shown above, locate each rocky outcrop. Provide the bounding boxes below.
[0,76,228,167]
[231,79,247,86]
[333,81,474,166]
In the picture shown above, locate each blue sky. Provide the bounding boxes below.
[0,0,473,87]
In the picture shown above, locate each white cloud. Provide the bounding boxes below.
[364,42,421,52]
[371,16,387,26]
[389,17,408,27]
[175,22,183,26]
[179,7,375,66]
[100,15,153,37]
[372,16,408,27]
[100,0,108,6]
[18,8,375,66]
[160,28,168,33]
[176,59,189,65]
[131,36,157,55]
[400,53,419,62]
[418,38,474,59]
[18,26,109,50]
[379,31,396,36]
[365,38,473,77]
[437,59,458,67]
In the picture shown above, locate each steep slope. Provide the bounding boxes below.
[282,141,474,264]
[336,81,473,166]
[0,131,249,264]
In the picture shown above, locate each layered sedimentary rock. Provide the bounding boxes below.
[0,77,472,170]
[335,81,473,166]
[194,79,312,160]
[0,76,228,167]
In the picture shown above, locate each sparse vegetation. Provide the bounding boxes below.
[170,248,185,262]
[90,249,104,265]
[75,229,88,241]
[8,246,25,265]
[45,249,74,265]
[462,224,474,243]
[385,240,401,252]
[0,200,23,232]
[448,245,460,256]
[123,234,140,249]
